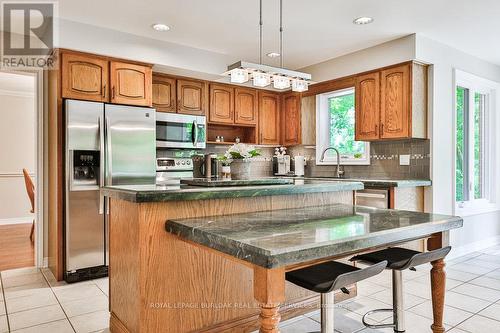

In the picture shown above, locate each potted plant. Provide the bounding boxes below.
[218,143,261,180]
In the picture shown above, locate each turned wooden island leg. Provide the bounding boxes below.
[430,259,446,333]
[253,266,286,333]
[428,231,449,333]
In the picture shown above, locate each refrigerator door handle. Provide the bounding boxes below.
[192,120,198,147]
[105,117,113,186]
[98,116,105,215]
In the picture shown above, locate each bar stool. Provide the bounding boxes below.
[286,260,387,333]
[350,246,452,332]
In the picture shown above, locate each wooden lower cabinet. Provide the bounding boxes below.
[281,93,301,146]
[258,92,280,145]
[61,52,108,102]
[110,61,152,106]
[177,79,206,115]
[152,74,176,112]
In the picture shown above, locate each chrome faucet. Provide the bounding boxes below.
[320,147,345,178]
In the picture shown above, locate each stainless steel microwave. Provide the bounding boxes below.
[156,113,206,149]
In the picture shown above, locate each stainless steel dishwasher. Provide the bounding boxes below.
[355,189,389,209]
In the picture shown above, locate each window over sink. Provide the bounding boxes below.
[316,88,370,165]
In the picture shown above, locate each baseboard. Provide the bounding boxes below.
[0,217,33,226]
[449,235,500,259]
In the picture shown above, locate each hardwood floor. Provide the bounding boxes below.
[0,223,34,271]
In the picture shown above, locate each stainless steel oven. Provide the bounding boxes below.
[156,113,206,149]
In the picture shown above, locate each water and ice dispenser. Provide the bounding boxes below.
[70,150,100,190]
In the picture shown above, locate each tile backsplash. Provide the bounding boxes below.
[157,139,430,180]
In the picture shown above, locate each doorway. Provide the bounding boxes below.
[0,71,40,271]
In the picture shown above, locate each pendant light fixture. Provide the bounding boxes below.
[222,0,311,91]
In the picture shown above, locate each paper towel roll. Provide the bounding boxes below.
[294,156,305,176]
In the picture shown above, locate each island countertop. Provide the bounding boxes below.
[101,179,364,202]
[166,204,463,268]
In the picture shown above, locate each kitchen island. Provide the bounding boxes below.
[102,180,461,333]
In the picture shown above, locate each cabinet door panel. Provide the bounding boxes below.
[258,92,280,145]
[152,75,176,113]
[62,53,108,102]
[177,80,206,115]
[209,84,234,124]
[235,88,257,125]
[110,61,152,106]
[281,93,301,145]
[355,72,380,141]
[380,64,410,139]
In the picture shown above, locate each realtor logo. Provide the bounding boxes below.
[1,1,57,69]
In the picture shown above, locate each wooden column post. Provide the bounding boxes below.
[427,232,448,333]
[253,266,286,333]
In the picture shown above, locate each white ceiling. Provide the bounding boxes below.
[58,0,500,69]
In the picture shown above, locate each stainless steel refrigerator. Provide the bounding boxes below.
[65,99,156,282]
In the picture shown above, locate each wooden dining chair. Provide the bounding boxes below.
[22,168,35,242]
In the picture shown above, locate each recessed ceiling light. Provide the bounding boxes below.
[266,52,281,58]
[152,23,170,32]
[353,17,374,25]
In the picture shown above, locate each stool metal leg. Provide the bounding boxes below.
[392,270,405,332]
[320,292,335,333]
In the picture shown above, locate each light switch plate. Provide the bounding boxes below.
[400,154,410,166]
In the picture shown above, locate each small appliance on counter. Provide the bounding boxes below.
[156,157,194,185]
[200,153,220,179]
[273,155,291,176]
[293,155,306,176]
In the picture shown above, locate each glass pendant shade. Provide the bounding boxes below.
[273,75,290,89]
[291,79,308,92]
[252,72,271,87]
[230,68,249,83]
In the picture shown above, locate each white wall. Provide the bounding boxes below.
[0,74,36,222]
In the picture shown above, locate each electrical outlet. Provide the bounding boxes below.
[399,154,410,166]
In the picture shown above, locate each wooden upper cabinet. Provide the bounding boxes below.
[62,53,109,102]
[355,72,380,141]
[110,61,152,106]
[209,84,234,124]
[258,92,280,145]
[177,79,206,115]
[234,88,257,125]
[380,64,410,139]
[152,74,176,113]
[281,93,301,146]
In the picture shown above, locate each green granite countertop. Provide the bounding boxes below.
[166,204,462,268]
[300,177,432,189]
[101,179,364,203]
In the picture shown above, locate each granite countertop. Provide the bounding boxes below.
[166,204,462,268]
[303,177,432,189]
[101,179,364,203]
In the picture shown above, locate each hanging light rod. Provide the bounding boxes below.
[221,0,312,92]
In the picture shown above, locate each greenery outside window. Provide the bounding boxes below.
[316,88,370,165]
[455,70,496,215]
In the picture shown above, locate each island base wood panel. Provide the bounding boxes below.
[109,192,354,333]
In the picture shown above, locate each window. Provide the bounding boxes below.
[455,70,496,215]
[316,88,370,165]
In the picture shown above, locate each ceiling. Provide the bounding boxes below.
[58,0,500,69]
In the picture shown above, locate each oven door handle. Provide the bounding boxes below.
[192,120,198,147]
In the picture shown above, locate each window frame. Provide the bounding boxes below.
[316,87,370,166]
[454,70,497,216]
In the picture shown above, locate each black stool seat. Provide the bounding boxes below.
[286,260,387,294]
[351,246,452,270]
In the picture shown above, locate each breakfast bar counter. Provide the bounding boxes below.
[103,181,461,333]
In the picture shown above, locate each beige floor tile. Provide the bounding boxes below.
[363,270,392,288]
[401,280,432,299]
[457,314,500,333]
[11,319,74,333]
[475,254,500,264]
[469,275,500,291]
[484,269,500,281]
[0,302,5,316]
[356,280,387,297]
[6,289,58,313]
[343,296,393,322]
[462,258,500,270]
[444,291,491,313]
[477,303,500,322]
[8,304,66,331]
[53,283,105,303]
[451,283,500,302]
[370,289,427,309]
[409,300,474,326]
[0,267,40,279]
[3,282,51,300]
[412,273,464,290]
[446,269,480,282]
[0,315,8,333]
[308,306,365,333]
[449,262,496,275]
[279,316,320,333]
[93,278,109,296]
[2,273,46,289]
[446,328,471,333]
[69,310,109,333]
[62,294,109,318]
